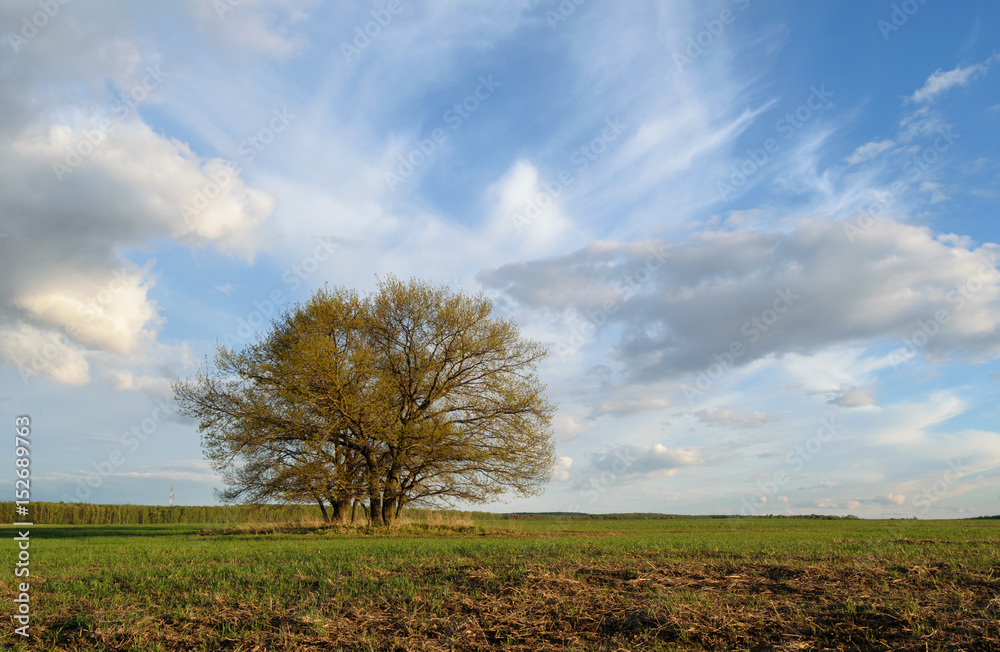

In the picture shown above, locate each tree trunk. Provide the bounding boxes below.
[316,498,330,522]
[331,499,348,523]
[350,498,358,524]
[364,452,384,527]
[368,490,384,527]
[381,473,399,527]
[380,498,394,528]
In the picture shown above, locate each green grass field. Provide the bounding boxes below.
[2,517,999,650]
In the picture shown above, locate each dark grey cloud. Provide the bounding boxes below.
[480,217,1000,383]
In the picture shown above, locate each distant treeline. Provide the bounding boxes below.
[499,512,697,520]
[1,502,330,525]
[0,502,503,526]
[498,512,863,520]
[2,505,711,525]
[2,503,885,525]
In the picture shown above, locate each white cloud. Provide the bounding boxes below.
[182,0,314,59]
[908,60,994,104]
[483,159,576,253]
[815,494,905,509]
[15,263,160,355]
[109,470,220,483]
[591,443,702,477]
[553,414,597,441]
[0,3,285,393]
[798,481,841,490]
[10,122,274,259]
[0,324,89,385]
[109,370,173,395]
[781,347,890,398]
[864,392,968,447]
[828,387,877,408]
[695,406,775,428]
[845,139,894,164]
[892,58,996,146]
[594,391,673,417]
[552,456,573,482]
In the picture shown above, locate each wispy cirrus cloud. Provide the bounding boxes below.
[845,139,895,165]
[907,56,998,104]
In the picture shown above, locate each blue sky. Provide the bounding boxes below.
[2,1,999,518]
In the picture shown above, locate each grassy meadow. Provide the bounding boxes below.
[2,515,999,650]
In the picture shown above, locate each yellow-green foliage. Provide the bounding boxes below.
[173,276,556,528]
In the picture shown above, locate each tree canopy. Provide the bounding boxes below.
[173,276,556,526]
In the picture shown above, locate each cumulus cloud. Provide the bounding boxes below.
[815,497,856,510]
[0,121,272,383]
[552,456,573,482]
[8,121,274,260]
[695,406,776,428]
[481,217,1000,390]
[590,443,701,477]
[0,1,279,387]
[885,493,906,505]
[0,324,89,385]
[14,263,160,355]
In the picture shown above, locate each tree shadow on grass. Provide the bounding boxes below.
[0,523,211,539]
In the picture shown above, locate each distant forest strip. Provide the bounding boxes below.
[0,502,500,525]
[2,502,323,525]
[0,502,923,525]
[0,503,684,525]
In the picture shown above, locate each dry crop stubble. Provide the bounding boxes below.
[1,517,998,650]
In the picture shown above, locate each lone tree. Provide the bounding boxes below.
[173,276,556,527]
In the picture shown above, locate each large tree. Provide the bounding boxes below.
[173,276,556,526]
